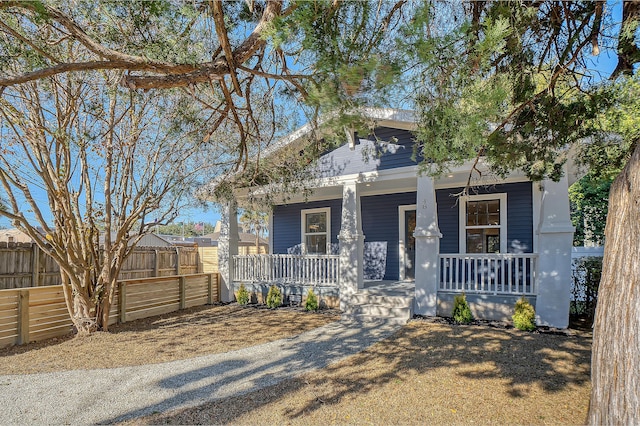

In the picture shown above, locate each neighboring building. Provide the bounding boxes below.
[205,232,268,254]
[98,232,175,248]
[213,109,576,328]
[157,235,213,247]
[1,228,34,243]
[156,228,268,253]
[205,222,268,254]
[3,229,181,248]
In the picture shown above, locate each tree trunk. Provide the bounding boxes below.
[72,292,98,335]
[60,271,103,335]
[588,142,640,424]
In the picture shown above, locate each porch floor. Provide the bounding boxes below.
[361,280,415,297]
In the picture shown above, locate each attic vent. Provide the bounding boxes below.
[345,126,357,150]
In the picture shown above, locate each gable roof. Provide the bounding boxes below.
[202,108,417,200]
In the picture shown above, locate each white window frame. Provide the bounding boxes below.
[398,204,417,280]
[301,207,331,255]
[459,193,507,253]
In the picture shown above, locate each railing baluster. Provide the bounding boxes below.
[432,254,537,296]
[230,254,338,287]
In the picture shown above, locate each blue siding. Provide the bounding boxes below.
[361,191,417,280]
[272,182,533,277]
[437,182,534,254]
[504,182,534,253]
[436,190,460,254]
[315,127,419,178]
[272,199,342,254]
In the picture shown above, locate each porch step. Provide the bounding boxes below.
[342,291,414,324]
[348,293,414,308]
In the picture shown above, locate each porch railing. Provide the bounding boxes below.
[439,254,537,295]
[233,254,340,286]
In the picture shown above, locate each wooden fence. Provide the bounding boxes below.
[0,273,219,349]
[196,246,265,275]
[0,243,201,290]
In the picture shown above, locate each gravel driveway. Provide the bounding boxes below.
[0,319,400,425]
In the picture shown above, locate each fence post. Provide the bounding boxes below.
[31,244,40,287]
[17,289,30,345]
[154,249,160,277]
[216,273,221,302]
[207,273,213,304]
[197,249,203,274]
[118,281,127,323]
[179,276,186,310]
[175,247,181,275]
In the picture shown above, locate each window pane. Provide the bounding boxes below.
[466,201,478,226]
[306,235,327,254]
[466,229,484,253]
[466,228,500,253]
[467,199,500,226]
[485,228,500,253]
[306,212,326,233]
[487,200,500,225]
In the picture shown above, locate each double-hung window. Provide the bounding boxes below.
[460,194,507,253]
[301,207,331,254]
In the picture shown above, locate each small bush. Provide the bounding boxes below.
[513,296,536,331]
[305,289,319,311]
[266,285,283,309]
[236,283,250,305]
[452,293,473,324]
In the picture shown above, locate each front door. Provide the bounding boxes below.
[405,209,416,280]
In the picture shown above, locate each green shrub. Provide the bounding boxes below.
[236,283,250,305]
[305,289,319,311]
[513,296,536,331]
[266,285,283,309]
[452,293,473,324]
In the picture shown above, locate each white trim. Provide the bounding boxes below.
[433,174,531,189]
[459,193,508,253]
[233,162,532,205]
[300,207,331,254]
[268,209,274,254]
[361,186,417,197]
[398,204,417,280]
[532,182,542,252]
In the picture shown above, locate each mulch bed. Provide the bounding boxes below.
[412,314,584,336]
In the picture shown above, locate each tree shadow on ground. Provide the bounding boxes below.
[108,320,591,424]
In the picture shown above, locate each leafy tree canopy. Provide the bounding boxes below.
[402,1,630,183]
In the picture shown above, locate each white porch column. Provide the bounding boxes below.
[217,200,239,302]
[413,175,442,316]
[536,172,574,328]
[338,181,364,310]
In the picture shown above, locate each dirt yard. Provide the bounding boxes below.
[129,319,592,425]
[0,304,340,375]
[0,305,592,425]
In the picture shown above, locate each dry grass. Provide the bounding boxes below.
[0,304,339,375]
[0,305,592,425]
[130,320,592,426]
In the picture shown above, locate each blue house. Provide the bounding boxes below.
[214,109,576,328]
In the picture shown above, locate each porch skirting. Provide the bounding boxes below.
[437,292,537,322]
[232,282,340,309]
[232,279,536,323]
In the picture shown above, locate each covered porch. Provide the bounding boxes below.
[230,251,539,321]
[217,167,574,327]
